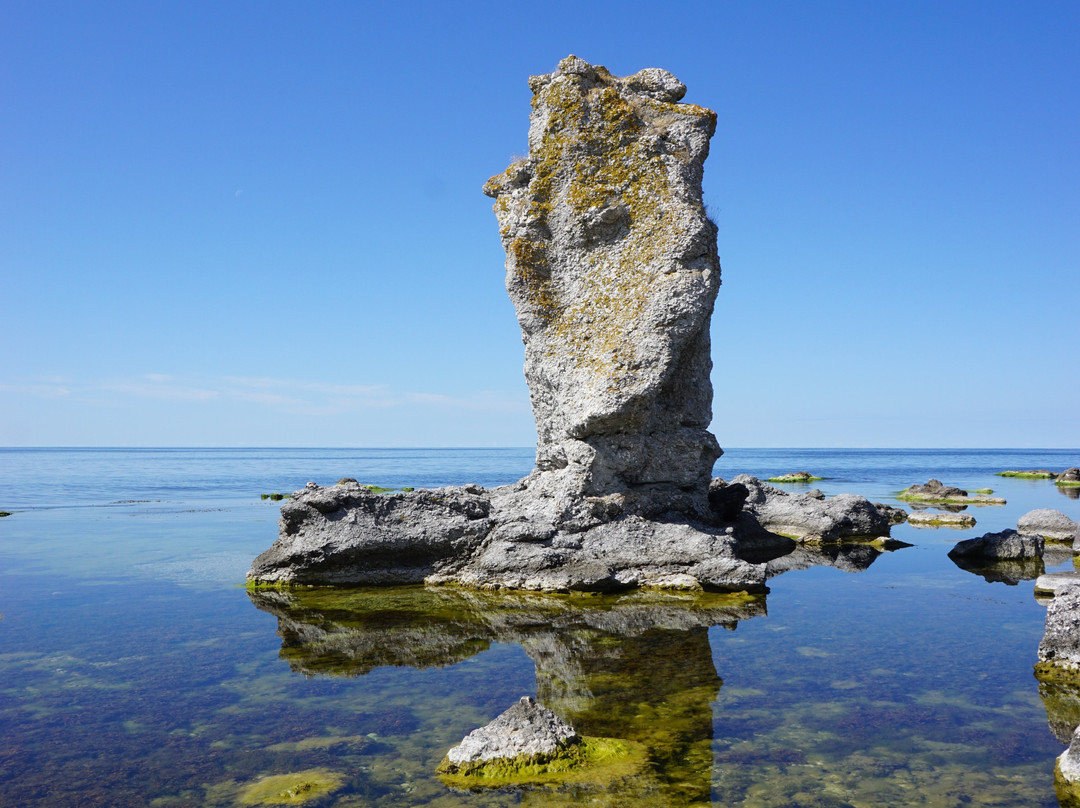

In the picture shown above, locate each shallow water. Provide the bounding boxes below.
[1,447,1079,806]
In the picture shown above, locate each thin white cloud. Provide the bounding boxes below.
[1,373,528,416]
[0,382,72,398]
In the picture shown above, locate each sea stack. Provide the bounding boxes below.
[247,56,770,592]
[482,55,721,518]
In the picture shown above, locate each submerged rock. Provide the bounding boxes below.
[733,475,891,542]
[1018,509,1078,542]
[948,529,1043,562]
[908,511,976,528]
[249,57,768,594]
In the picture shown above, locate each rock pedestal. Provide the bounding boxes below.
[247,56,776,593]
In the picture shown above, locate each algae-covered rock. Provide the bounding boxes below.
[0,511,10,518]
[997,469,1057,479]
[438,696,580,775]
[1058,468,1080,487]
[483,54,722,512]
[237,768,344,805]
[767,471,823,483]
[909,511,976,528]
[1039,587,1080,682]
[898,479,1005,505]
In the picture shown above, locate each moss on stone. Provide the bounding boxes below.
[767,473,824,483]
[1036,660,1080,685]
[897,490,1004,506]
[436,735,645,789]
[238,768,344,805]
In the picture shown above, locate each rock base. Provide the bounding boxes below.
[247,477,774,593]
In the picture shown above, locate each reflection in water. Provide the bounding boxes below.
[950,555,1046,586]
[250,586,764,804]
[1059,485,1080,500]
[764,541,910,579]
[1039,678,1080,745]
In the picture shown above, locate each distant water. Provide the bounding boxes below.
[2,445,1076,509]
[1,446,1079,807]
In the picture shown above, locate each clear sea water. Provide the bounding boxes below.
[2,447,1079,807]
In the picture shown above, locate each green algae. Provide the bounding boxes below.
[436,735,645,788]
[897,489,1005,505]
[1058,481,1080,488]
[997,471,1057,479]
[261,493,291,501]
[233,768,344,805]
[767,473,824,483]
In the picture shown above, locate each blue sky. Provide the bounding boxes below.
[2,1,1077,448]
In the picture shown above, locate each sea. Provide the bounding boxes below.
[2,446,1079,807]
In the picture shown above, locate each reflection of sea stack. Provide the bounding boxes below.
[247,56,777,593]
[248,587,754,802]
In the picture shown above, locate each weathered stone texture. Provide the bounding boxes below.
[442,696,579,770]
[483,54,722,515]
[732,475,891,541]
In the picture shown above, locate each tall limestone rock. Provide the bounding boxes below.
[483,55,722,517]
[247,57,781,593]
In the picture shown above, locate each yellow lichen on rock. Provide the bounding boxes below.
[484,55,722,499]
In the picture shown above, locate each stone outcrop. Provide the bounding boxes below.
[767,471,823,483]
[732,475,891,542]
[247,57,781,593]
[898,479,1005,505]
[997,469,1057,479]
[1039,587,1080,681]
[948,529,1043,562]
[439,696,579,774]
[1018,509,1078,542]
[1058,468,1080,487]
